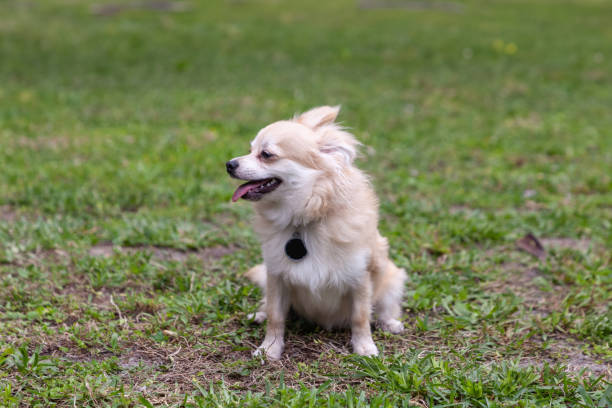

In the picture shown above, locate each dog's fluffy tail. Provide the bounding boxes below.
[245,263,267,289]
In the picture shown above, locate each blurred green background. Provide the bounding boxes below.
[2,0,611,229]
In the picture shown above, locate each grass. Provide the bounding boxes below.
[0,0,611,406]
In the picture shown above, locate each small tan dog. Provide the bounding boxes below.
[226,106,406,360]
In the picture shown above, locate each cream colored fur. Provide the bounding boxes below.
[230,106,406,360]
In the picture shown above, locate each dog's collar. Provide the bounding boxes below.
[285,232,307,261]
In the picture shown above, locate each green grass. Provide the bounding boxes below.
[1,0,611,406]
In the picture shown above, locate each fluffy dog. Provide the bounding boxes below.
[226,106,406,360]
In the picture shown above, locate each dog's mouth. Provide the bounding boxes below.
[231,178,282,202]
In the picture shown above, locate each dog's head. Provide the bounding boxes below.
[227,106,360,220]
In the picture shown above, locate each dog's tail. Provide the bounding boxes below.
[245,263,267,289]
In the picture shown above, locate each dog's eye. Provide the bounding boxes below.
[260,150,274,159]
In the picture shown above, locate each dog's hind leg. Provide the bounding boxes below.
[375,261,406,334]
[246,263,267,288]
[245,264,268,323]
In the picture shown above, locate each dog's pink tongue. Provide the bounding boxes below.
[232,180,266,202]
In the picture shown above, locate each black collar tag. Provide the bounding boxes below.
[285,234,307,261]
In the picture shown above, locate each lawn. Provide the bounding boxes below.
[0,0,611,406]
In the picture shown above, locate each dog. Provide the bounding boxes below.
[226,106,406,360]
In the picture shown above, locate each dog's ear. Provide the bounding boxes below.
[295,105,340,129]
[319,130,360,166]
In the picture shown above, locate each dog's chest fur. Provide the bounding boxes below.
[259,224,370,328]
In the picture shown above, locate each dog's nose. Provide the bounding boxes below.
[226,160,239,174]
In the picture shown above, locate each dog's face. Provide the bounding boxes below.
[227,106,359,206]
[226,120,319,202]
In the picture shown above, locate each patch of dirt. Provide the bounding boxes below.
[133,318,359,393]
[117,345,167,370]
[519,336,612,379]
[540,238,593,253]
[88,243,116,257]
[0,205,17,222]
[485,262,567,317]
[38,335,164,371]
[88,243,237,262]
[41,326,351,395]
[36,330,114,363]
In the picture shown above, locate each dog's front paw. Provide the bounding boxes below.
[253,339,284,360]
[352,337,378,357]
[380,319,404,334]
